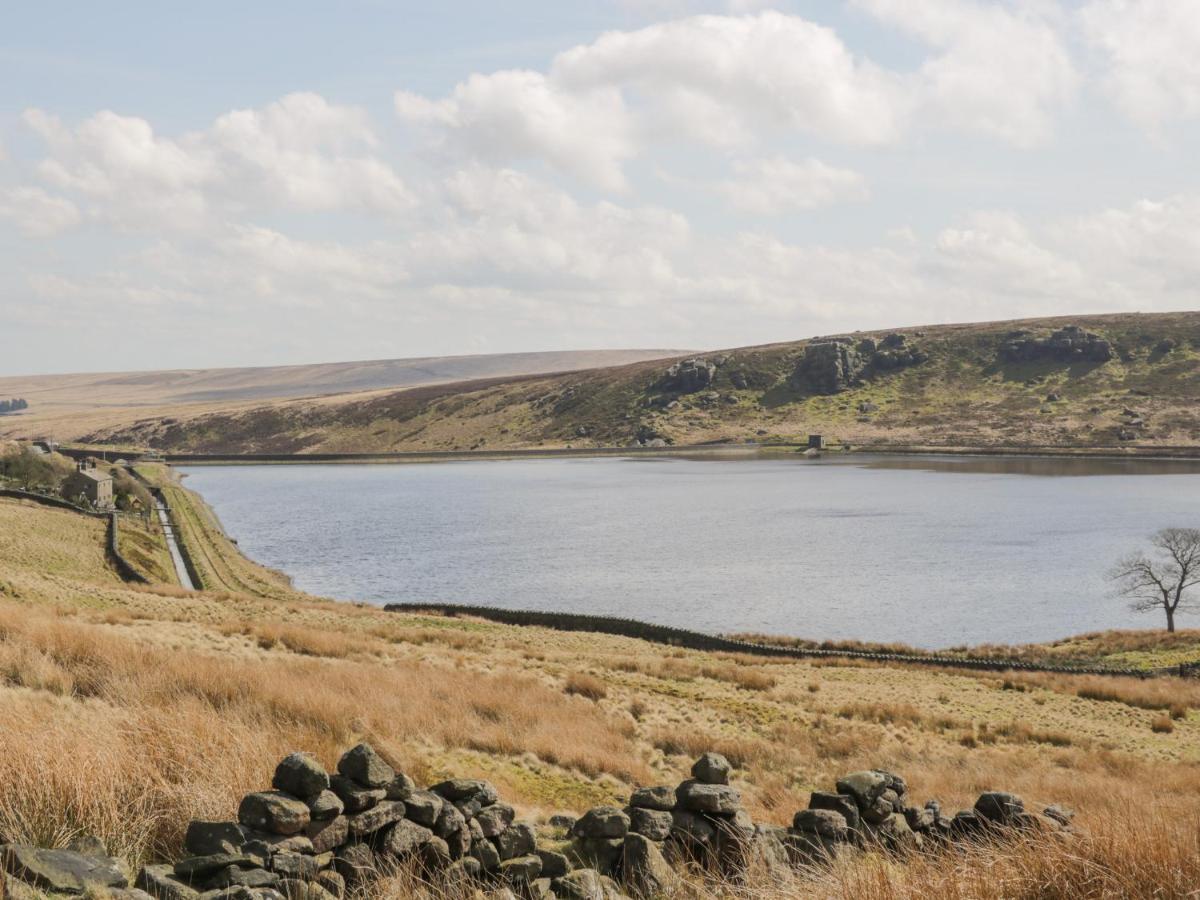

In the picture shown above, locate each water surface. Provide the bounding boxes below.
[180,454,1200,647]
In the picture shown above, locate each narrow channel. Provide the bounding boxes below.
[154,497,196,590]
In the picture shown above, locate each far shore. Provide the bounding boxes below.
[119,440,1200,466]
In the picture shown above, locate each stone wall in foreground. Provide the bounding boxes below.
[0,744,1075,900]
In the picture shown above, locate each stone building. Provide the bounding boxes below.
[63,463,113,509]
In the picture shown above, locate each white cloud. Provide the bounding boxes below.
[21,93,412,231]
[395,12,905,190]
[853,0,1078,145]
[717,156,869,213]
[553,12,906,146]
[0,186,83,237]
[396,72,634,191]
[1081,0,1200,130]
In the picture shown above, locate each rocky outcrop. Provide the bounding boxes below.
[0,747,1076,900]
[792,333,928,395]
[999,326,1113,364]
[657,358,717,394]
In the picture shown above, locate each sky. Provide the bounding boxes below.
[2,0,1199,375]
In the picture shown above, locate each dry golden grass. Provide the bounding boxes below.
[2,490,1199,898]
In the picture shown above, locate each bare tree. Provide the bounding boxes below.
[1108,528,1200,632]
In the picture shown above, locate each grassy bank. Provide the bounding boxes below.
[1,482,1199,896]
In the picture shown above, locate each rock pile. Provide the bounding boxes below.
[0,747,1075,900]
[999,326,1113,364]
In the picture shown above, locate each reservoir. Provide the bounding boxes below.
[180,454,1200,648]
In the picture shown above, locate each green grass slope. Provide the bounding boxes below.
[86,312,1200,454]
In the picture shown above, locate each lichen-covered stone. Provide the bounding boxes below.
[272,754,329,801]
[335,744,393,789]
[238,793,311,836]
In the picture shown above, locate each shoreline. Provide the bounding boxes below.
[138,440,1200,466]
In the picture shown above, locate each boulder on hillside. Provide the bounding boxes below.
[658,358,717,394]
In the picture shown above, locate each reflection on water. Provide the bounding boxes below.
[856,453,1200,478]
[180,453,1200,648]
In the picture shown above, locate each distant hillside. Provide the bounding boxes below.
[74,312,1200,455]
[0,349,685,443]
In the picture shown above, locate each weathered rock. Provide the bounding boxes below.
[793,339,864,394]
[950,809,984,837]
[494,823,536,860]
[552,869,624,900]
[669,809,718,856]
[267,852,321,880]
[568,838,623,875]
[335,744,393,789]
[975,792,1025,824]
[476,803,515,837]
[530,876,557,900]
[204,865,279,891]
[305,792,343,822]
[1,844,128,894]
[1000,326,1112,364]
[272,754,329,801]
[1043,805,1075,828]
[690,752,731,785]
[621,833,679,898]
[535,849,570,879]
[498,854,542,884]
[418,836,451,871]
[659,358,717,394]
[809,792,861,832]
[327,776,385,814]
[381,819,433,857]
[185,823,246,858]
[239,830,314,856]
[303,814,349,854]
[548,814,578,832]
[346,800,405,838]
[392,790,437,829]
[792,809,849,841]
[384,772,416,802]
[572,807,629,839]
[903,805,936,833]
[313,869,345,899]
[469,837,501,872]
[175,854,263,882]
[137,865,200,900]
[331,844,375,887]
[871,813,919,852]
[675,780,741,815]
[276,878,335,900]
[238,793,310,836]
[628,786,675,812]
[430,779,499,806]
[834,771,889,810]
[628,807,672,841]
[433,804,470,859]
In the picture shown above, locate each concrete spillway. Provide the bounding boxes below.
[154,497,196,591]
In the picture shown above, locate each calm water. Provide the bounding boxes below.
[180,454,1200,648]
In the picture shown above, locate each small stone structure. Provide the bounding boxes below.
[0,746,1074,900]
[62,462,113,509]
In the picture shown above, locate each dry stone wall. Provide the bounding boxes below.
[0,745,1074,900]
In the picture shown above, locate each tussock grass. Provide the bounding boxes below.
[2,489,1199,897]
